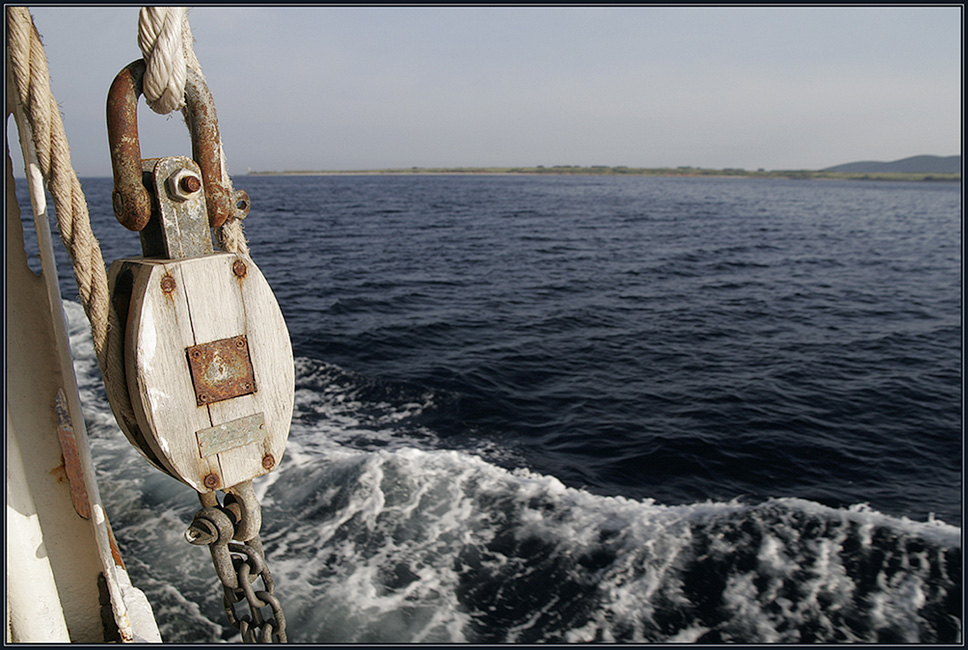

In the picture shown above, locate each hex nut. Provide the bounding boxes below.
[167,169,203,201]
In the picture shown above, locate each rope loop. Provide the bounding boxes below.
[138,7,189,115]
[136,6,249,255]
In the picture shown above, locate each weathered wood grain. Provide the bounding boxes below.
[119,253,294,492]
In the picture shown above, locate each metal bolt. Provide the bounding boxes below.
[232,260,247,278]
[199,393,210,404]
[262,454,275,470]
[203,473,220,489]
[160,273,176,294]
[180,175,201,194]
[185,520,217,546]
[235,336,246,348]
[167,168,203,201]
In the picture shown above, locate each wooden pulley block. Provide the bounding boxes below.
[107,156,294,493]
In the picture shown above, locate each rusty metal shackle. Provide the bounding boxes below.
[107,59,235,231]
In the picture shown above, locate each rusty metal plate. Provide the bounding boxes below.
[186,335,256,406]
[196,412,266,457]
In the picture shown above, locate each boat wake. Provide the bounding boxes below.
[64,302,962,643]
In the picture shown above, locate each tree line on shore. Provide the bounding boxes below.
[250,165,959,182]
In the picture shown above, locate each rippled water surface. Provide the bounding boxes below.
[19,173,961,642]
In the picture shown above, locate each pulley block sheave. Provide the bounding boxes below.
[105,60,294,493]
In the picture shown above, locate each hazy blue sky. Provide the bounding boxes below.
[7,6,962,177]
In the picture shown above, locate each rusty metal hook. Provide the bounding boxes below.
[106,59,236,231]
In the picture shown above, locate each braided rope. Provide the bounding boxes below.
[138,7,188,115]
[7,6,137,428]
[8,5,250,434]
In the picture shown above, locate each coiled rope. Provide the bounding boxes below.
[6,6,249,432]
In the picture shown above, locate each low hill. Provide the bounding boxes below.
[822,155,961,174]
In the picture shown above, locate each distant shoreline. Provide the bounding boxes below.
[248,166,960,182]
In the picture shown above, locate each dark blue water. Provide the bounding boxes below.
[19,173,962,642]
[235,173,961,524]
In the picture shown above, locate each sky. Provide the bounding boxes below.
[6,5,963,177]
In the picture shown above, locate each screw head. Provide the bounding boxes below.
[232,260,247,278]
[160,273,176,294]
[262,454,276,470]
[203,473,220,489]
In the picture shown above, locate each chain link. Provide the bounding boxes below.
[221,538,287,643]
[186,481,287,643]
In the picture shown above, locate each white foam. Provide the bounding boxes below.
[61,301,961,643]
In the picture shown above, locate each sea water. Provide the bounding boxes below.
[19,174,961,642]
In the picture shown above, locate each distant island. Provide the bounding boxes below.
[821,154,960,174]
[250,155,960,182]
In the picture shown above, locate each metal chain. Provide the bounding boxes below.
[222,539,287,643]
[186,481,288,643]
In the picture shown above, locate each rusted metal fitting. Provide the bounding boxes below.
[184,66,233,228]
[107,60,237,230]
[232,259,247,278]
[233,190,251,220]
[185,515,219,546]
[160,272,176,294]
[203,473,221,489]
[261,454,275,470]
[167,168,202,201]
[185,335,257,407]
[187,505,239,589]
[106,60,152,231]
